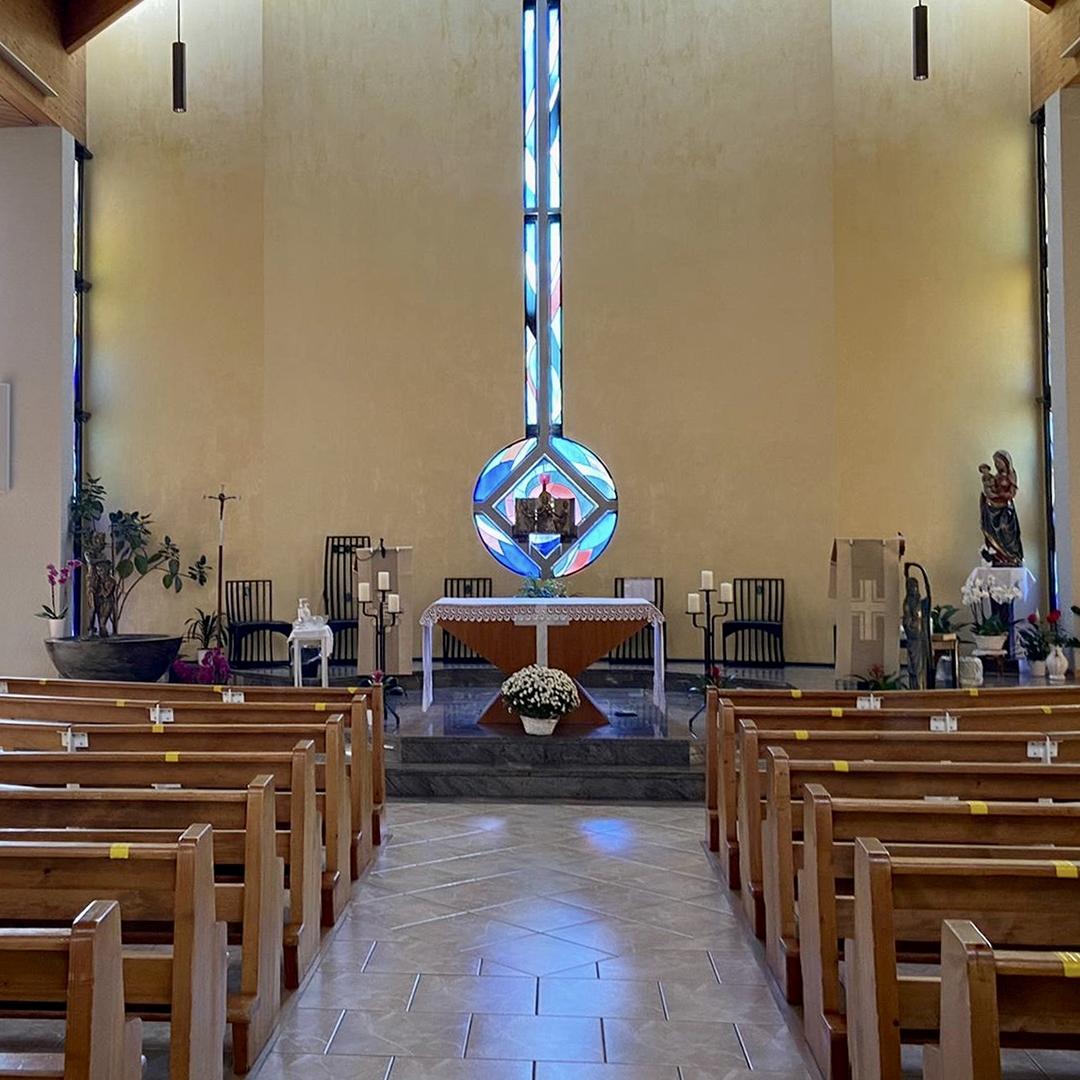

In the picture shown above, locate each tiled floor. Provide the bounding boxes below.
[248,800,817,1080]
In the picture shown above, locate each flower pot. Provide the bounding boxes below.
[1028,659,1048,679]
[46,618,67,640]
[973,634,1007,652]
[1047,645,1069,684]
[520,714,559,736]
[45,634,182,682]
[958,655,984,689]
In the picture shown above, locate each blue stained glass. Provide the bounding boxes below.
[523,5,537,210]
[524,220,539,428]
[551,436,616,500]
[548,219,562,428]
[474,513,542,577]
[547,3,561,210]
[473,438,536,503]
[552,510,618,577]
[495,455,598,528]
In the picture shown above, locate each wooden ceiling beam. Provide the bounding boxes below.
[60,0,147,53]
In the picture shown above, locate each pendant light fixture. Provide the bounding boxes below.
[172,0,187,112]
[912,1,929,81]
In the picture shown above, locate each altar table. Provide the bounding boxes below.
[421,598,665,726]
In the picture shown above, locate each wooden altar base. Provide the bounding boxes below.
[440,616,650,729]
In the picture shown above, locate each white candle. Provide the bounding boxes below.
[377,571,391,592]
[687,592,702,614]
[357,582,371,603]
[719,581,734,604]
[700,570,714,591]
[386,593,401,613]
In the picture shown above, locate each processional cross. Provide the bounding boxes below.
[472,0,618,579]
[204,485,240,649]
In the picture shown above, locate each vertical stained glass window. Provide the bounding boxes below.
[524,219,539,429]
[548,219,562,428]
[547,3,561,212]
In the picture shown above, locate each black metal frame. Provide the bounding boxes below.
[71,143,92,636]
[721,577,785,668]
[442,577,493,662]
[224,578,291,669]
[609,577,664,664]
[322,535,371,664]
[1034,107,1059,610]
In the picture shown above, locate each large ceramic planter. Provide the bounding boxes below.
[1047,645,1069,684]
[521,714,560,736]
[45,634,182,682]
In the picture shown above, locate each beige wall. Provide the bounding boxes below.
[85,0,1039,664]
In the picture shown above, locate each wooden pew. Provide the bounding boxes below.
[738,721,1080,937]
[704,684,1080,864]
[0,715,356,924]
[0,784,281,1075]
[0,827,224,1080]
[849,840,1080,1080]
[0,692,382,869]
[0,675,364,704]
[0,744,322,986]
[923,919,1080,1080]
[761,752,1080,1003]
[800,793,1080,1080]
[0,899,142,1080]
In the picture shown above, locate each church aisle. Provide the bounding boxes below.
[246,800,816,1080]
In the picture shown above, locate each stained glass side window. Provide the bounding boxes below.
[547,1,561,211]
[523,3,537,211]
[524,219,539,429]
[548,219,563,428]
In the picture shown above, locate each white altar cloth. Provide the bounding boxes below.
[420,597,666,713]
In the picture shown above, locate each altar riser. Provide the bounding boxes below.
[386,764,704,801]
[399,735,689,768]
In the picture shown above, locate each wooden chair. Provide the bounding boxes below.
[0,783,281,1075]
[609,577,664,664]
[442,576,493,662]
[323,535,371,665]
[849,840,1080,1080]
[224,579,291,670]
[721,577,784,667]
[923,919,1080,1080]
[0,826,225,1080]
[0,742,324,986]
[0,900,142,1080]
[762,751,1080,1004]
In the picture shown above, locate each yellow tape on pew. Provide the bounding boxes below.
[109,844,130,860]
[212,685,224,693]
[347,686,358,694]
[833,761,850,772]
[1043,705,1054,715]
[164,751,180,763]
[967,688,979,697]
[831,708,843,718]
[790,689,802,699]
[1054,861,1079,879]
[115,699,127,708]
[315,703,327,712]
[151,724,164,734]
[1059,952,1080,977]
[967,801,989,815]
[795,730,810,741]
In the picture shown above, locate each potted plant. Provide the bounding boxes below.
[184,607,228,663]
[500,664,580,735]
[856,664,903,692]
[171,648,231,685]
[1017,612,1052,678]
[36,558,81,639]
[46,476,211,682]
[960,576,1021,652]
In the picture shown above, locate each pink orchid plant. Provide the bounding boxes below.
[37,559,81,620]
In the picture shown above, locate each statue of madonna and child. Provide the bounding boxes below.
[979,450,1023,569]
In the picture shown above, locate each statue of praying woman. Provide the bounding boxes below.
[902,575,929,691]
[979,450,1024,568]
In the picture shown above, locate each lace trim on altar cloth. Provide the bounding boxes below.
[419,599,664,627]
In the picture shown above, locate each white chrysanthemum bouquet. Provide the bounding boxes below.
[501,664,580,720]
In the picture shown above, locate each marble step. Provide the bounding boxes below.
[398,735,690,767]
[386,761,704,801]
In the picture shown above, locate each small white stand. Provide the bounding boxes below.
[288,624,334,688]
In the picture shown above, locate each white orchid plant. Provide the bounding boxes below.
[960,575,1023,637]
[501,664,580,720]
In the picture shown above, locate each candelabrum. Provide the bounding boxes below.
[686,575,734,727]
[359,585,400,680]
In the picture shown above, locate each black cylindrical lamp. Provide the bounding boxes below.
[913,2,929,81]
[172,0,186,112]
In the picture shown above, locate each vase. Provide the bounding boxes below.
[520,714,559,736]
[45,634,182,682]
[46,618,66,640]
[973,634,1007,652]
[958,655,984,689]
[1047,645,1069,684]
[1029,659,1047,679]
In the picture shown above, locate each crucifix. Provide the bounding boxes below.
[203,485,240,649]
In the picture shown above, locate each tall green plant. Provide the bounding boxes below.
[70,476,210,637]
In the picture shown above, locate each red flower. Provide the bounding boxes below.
[1027,613,1039,625]
[1048,610,1062,625]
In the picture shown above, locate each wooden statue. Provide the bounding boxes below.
[979,450,1023,567]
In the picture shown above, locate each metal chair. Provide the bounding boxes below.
[322,535,371,665]
[224,579,292,670]
[442,577,493,662]
[721,577,785,668]
[609,577,664,664]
